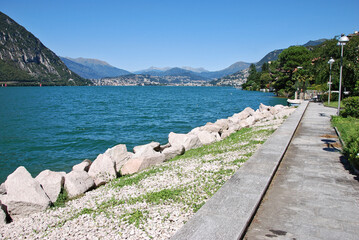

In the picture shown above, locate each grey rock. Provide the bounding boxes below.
[64,171,95,198]
[121,152,166,175]
[197,131,220,145]
[88,154,117,186]
[3,166,51,219]
[221,128,236,140]
[0,200,6,225]
[214,119,230,131]
[104,144,132,172]
[242,115,256,126]
[159,143,171,152]
[162,145,185,161]
[133,142,160,156]
[72,159,92,172]
[259,103,271,112]
[200,123,223,134]
[228,107,255,124]
[168,132,203,151]
[0,182,6,195]
[35,170,65,203]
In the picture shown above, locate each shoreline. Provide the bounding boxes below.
[0,103,295,239]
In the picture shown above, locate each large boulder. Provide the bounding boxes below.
[259,103,271,112]
[133,142,159,157]
[229,107,255,123]
[168,132,203,151]
[242,115,256,126]
[196,131,220,145]
[252,110,266,121]
[105,144,133,172]
[0,183,6,195]
[214,119,230,131]
[133,142,161,154]
[0,201,7,225]
[120,152,166,175]
[35,170,65,203]
[221,128,236,140]
[162,145,185,161]
[72,159,92,172]
[159,143,171,152]
[3,166,51,219]
[88,154,117,186]
[64,171,95,199]
[200,123,223,134]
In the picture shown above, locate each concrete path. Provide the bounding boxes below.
[244,103,359,239]
[172,102,309,240]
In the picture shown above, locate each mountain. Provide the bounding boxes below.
[255,38,328,68]
[0,11,91,86]
[134,61,251,80]
[200,61,251,79]
[181,66,209,73]
[255,49,284,68]
[302,39,327,47]
[60,57,131,79]
[134,66,172,74]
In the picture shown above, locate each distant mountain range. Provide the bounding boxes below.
[60,57,131,79]
[0,11,90,86]
[134,61,252,80]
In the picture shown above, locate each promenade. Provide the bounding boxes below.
[244,102,359,239]
[172,102,359,240]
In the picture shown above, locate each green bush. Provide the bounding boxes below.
[344,135,359,170]
[342,97,359,118]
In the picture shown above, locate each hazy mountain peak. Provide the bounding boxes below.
[148,66,172,71]
[65,57,111,66]
[60,56,131,79]
[181,66,209,73]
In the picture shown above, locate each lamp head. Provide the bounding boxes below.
[338,34,349,45]
[328,57,335,65]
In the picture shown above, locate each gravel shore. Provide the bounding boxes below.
[1,116,290,240]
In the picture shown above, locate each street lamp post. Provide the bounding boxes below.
[337,34,349,115]
[327,57,335,105]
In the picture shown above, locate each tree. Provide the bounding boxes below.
[274,46,312,95]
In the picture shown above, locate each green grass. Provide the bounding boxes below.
[121,209,149,228]
[110,165,170,189]
[52,188,69,208]
[323,101,344,108]
[332,116,359,169]
[332,116,359,144]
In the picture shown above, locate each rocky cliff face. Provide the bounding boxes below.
[0,11,91,86]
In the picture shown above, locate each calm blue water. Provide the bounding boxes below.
[0,86,286,182]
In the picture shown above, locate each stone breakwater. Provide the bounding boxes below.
[0,103,294,225]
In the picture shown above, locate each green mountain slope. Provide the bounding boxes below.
[0,11,91,86]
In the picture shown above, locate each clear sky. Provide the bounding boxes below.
[1,0,358,72]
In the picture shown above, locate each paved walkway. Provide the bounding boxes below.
[244,103,359,239]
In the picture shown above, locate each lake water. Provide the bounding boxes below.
[0,86,286,182]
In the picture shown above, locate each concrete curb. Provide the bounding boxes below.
[171,101,309,240]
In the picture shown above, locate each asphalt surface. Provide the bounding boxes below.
[244,103,359,239]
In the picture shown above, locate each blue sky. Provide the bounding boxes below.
[1,0,358,71]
